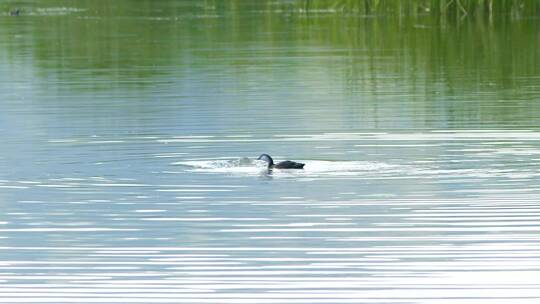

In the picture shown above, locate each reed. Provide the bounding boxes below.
[284,0,540,18]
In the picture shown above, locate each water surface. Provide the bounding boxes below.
[1,1,540,303]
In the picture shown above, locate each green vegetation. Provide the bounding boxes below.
[0,0,538,93]
[0,0,539,128]
[196,0,540,20]
[285,0,540,18]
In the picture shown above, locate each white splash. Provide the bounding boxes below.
[173,158,400,178]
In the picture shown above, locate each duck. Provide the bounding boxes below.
[257,154,304,169]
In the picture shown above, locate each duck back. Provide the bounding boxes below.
[274,160,305,169]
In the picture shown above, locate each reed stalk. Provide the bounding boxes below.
[288,0,539,18]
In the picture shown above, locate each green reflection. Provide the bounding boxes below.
[1,0,539,128]
[1,1,538,84]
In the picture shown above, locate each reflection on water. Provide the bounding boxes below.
[1,0,540,303]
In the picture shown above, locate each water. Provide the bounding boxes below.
[1,1,540,303]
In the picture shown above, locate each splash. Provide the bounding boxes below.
[173,158,399,178]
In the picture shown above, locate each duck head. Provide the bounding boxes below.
[257,153,274,168]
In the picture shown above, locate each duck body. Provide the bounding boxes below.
[257,154,304,169]
[274,160,305,169]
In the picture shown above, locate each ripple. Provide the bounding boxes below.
[174,158,399,178]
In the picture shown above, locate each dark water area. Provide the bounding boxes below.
[1,1,540,303]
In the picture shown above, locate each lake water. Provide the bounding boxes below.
[1,1,540,303]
